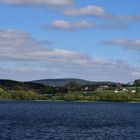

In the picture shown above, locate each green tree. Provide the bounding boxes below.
[134,79,140,86]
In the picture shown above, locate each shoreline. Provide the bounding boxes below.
[0,99,140,103]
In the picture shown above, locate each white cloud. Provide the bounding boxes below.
[0,29,83,61]
[52,20,71,30]
[131,71,140,77]
[51,20,94,30]
[102,39,140,50]
[63,5,106,16]
[44,19,129,31]
[0,0,73,6]
[0,29,139,82]
[62,4,140,24]
[0,65,37,73]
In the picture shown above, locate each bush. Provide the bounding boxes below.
[98,92,133,102]
[0,88,11,99]
[7,90,38,100]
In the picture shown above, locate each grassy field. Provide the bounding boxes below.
[0,86,140,102]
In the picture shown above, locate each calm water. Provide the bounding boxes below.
[0,101,140,140]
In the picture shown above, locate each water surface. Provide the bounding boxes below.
[0,101,140,140]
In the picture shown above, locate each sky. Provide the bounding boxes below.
[0,0,140,83]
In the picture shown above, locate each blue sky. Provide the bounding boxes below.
[0,0,140,82]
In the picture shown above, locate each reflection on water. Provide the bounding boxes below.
[0,101,140,140]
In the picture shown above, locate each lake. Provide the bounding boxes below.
[0,101,140,140]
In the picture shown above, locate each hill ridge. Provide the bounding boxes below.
[31,78,116,87]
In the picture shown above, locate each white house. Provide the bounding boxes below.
[131,90,136,93]
[122,88,128,92]
[115,90,119,93]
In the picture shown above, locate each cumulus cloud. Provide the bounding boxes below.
[0,29,84,61]
[0,0,73,6]
[0,29,139,82]
[0,1,140,24]
[0,65,38,73]
[102,39,140,50]
[44,19,129,31]
[63,5,106,17]
[63,4,140,23]
[50,20,94,30]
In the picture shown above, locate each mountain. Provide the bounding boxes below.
[31,78,117,87]
[0,78,124,88]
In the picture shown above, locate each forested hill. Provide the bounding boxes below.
[31,78,117,87]
[0,79,46,93]
[0,78,130,88]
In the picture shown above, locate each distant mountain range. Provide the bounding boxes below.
[31,78,117,87]
[0,78,128,88]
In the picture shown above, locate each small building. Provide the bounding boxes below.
[114,88,129,93]
[85,86,89,91]
[82,86,89,94]
[96,85,109,91]
[122,88,128,92]
[132,90,136,93]
[115,90,119,93]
